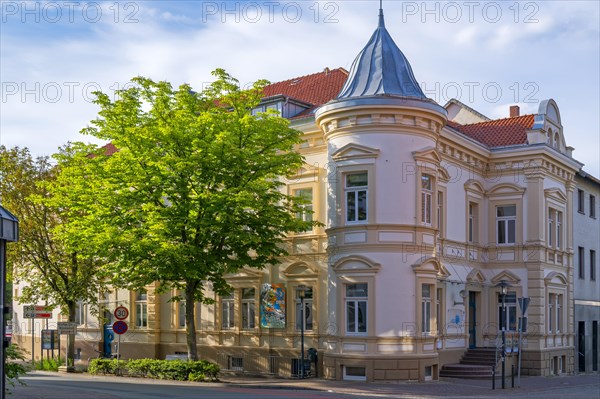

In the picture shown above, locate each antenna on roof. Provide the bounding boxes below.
[378,0,385,28]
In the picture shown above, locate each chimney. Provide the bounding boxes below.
[510,105,520,118]
[324,67,330,75]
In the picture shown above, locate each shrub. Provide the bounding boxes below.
[36,356,63,371]
[89,357,219,382]
[88,358,124,375]
[6,344,29,388]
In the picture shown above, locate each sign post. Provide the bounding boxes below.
[23,305,52,364]
[112,309,128,376]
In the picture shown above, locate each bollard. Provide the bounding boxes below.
[512,364,515,388]
[492,368,496,390]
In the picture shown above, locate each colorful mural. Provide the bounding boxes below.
[260,283,286,328]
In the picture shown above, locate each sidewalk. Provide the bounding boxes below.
[219,373,600,398]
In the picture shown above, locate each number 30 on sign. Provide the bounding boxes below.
[114,306,129,320]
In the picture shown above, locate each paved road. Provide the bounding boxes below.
[8,371,600,399]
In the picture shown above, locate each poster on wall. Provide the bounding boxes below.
[260,283,286,328]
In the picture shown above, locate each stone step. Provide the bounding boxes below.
[440,363,494,379]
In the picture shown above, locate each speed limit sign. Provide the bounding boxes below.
[114,306,129,320]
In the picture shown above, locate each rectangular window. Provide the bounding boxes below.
[345,283,367,334]
[221,293,235,329]
[345,173,368,223]
[578,189,585,213]
[498,291,517,331]
[579,246,585,279]
[135,290,148,328]
[548,294,554,333]
[591,195,596,218]
[75,301,85,326]
[421,284,432,333]
[437,191,444,237]
[557,295,562,333]
[421,175,432,225]
[436,288,442,335]
[178,300,186,328]
[548,209,555,247]
[294,188,313,231]
[556,211,562,249]
[241,288,256,329]
[468,202,478,243]
[593,321,598,371]
[295,287,313,331]
[591,250,596,281]
[496,205,516,244]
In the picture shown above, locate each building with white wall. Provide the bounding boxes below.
[11,6,598,382]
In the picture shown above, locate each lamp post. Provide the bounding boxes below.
[496,280,511,390]
[297,285,306,379]
[0,205,19,399]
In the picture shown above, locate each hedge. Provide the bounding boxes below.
[88,358,219,382]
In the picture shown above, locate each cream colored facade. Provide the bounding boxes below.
[11,11,591,382]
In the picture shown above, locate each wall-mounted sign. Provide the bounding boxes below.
[260,283,286,328]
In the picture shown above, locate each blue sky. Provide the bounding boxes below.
[1,0,599,175]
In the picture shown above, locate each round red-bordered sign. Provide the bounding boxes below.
[114,306,129,320]
[112,320,128,335]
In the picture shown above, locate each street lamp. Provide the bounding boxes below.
[297,285,306,379]
[496,280,511,390]
[0,205,19,399]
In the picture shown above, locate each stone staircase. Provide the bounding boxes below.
[440,348,499,379]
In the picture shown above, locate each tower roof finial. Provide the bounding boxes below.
[379,0,385,28]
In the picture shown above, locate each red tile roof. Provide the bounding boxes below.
[262,67,348,107]
[448,114,535,148]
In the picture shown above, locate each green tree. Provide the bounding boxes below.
[59,70,314,360]
[0,146,105,367]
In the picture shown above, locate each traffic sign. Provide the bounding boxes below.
[57,322,77,335]
[114,306,129,320]
[23,305,52,319]
[112,321,128,335]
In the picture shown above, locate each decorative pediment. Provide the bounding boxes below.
[412,257,450,279]
[486,183,525,197]
[544,188,567,204]
[332,143,380,162]
[225,268,263,282]
[413,147,442,165]
[466,269,486,284]
[464,179,485,194]
[544,271,567,286]
[332,255,381,274]
[490,270,521,285]
[283,262,319,279]
[287,163,320,180]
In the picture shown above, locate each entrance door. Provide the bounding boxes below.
[469,291,477,348]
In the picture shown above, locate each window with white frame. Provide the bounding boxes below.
[468,202,479,243]
[178,291,186,328]
[548,208,563,249]
[548,293,563,333]
[498,291,517,331]
[221,293,235,329]
[436,288,443,335]
[437,191,444,237]
[135,290,148,328]
[241,288,256,329]
[579,247,585,279]
[591,195,596,218]
[75,301,85,326]
[421,175,433,225]
[295,286,313,331]
[421,284,432,334]
[294,188,313,231]
[496,205,516,244]
[345,283,367,334]
[345,173,368,223]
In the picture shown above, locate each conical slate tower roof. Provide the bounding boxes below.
[337,8,426,100]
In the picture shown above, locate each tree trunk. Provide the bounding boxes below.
[185,279,198,361]
[67,300,76,367]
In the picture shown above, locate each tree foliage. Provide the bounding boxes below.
[0,145,106,365]
[60,69,314,359]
